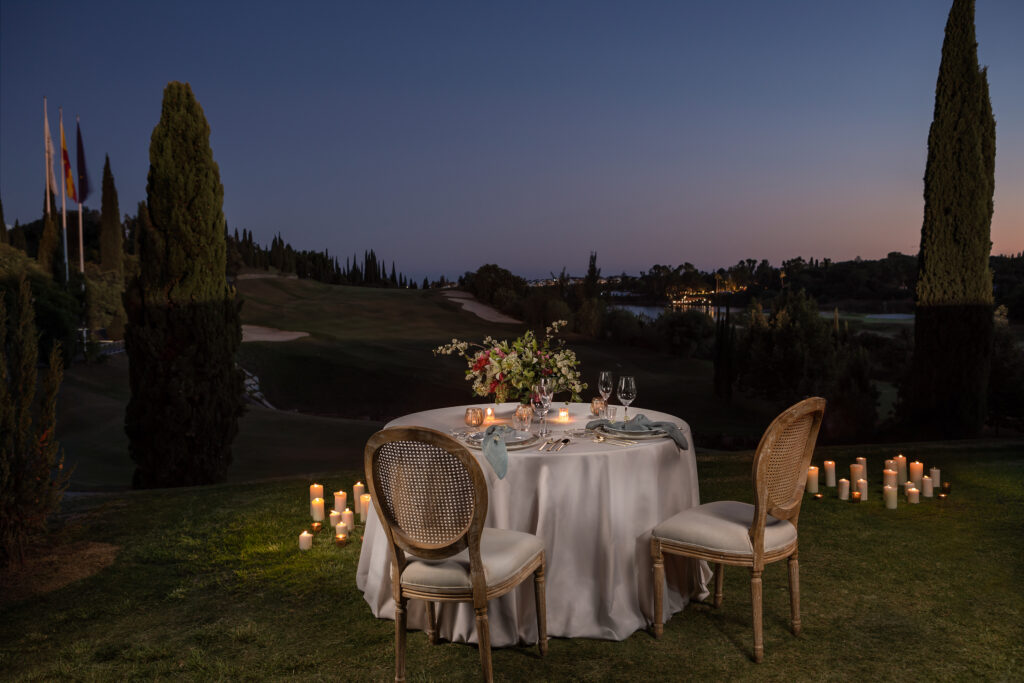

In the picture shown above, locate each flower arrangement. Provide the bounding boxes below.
[434,321,586,403]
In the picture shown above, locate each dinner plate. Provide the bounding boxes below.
[463,430,540,450]
[598,424,668,440]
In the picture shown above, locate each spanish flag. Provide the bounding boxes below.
[60,111,76,203]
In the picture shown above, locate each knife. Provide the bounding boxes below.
[554,438,571,452]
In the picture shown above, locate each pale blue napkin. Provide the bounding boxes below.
[481,425,516,479]
[586,414,689,450]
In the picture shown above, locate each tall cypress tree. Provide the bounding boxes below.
[37,197,59,274]
[123,82,244,488]
[99,155,123,276]
[907,0,996,437]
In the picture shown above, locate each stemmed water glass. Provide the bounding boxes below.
[598,371,614,403]
[531,379,553,437]
[617,375,636,421]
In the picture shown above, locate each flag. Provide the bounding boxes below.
[60,111,76,202]
[76,119,90,203]
[44,100,58,200]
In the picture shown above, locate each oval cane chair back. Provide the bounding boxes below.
[751,397,826,534]
[365,427,487,561]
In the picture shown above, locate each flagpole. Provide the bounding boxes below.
[44,97,51,217]
[59,107,70,283]
[76,116,85,274]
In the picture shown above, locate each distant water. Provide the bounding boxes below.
[610,304,739,320]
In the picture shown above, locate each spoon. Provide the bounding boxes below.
[593,434,637,446]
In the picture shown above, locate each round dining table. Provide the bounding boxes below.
[356,402,711,646]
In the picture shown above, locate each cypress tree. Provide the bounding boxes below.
[906,0,996,437]
[0,195,6,244]
[0,275,68,567]
[123,82,245,488]
[10,221,26,251]
[37,206,59,274]
[99,155,123,276]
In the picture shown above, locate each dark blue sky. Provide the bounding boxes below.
[2,1,1021,280]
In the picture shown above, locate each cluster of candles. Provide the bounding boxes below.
[299,481,372,550]
[465,404,573,427]
[805,454,951,509]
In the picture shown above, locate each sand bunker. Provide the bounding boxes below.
[442,291,521,324]
[242,324,310,342]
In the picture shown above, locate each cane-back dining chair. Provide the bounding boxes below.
[650,397,825,662]
[364,427,547,683]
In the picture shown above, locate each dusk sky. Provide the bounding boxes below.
[2,1,1022,281]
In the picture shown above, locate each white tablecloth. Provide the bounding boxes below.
[356,402,711,646]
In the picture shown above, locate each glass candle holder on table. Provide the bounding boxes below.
[465,407,484,427]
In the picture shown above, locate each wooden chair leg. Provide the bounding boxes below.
[425,601,438,645]
[534,561,548,656]
[788,551,801,636]
[750,569,763,663]
[713,562,725,608]
[395,595,408,682]
[651,539,665,638]
[475,605,493,683]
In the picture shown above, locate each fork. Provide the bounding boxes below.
[538,438,556,451]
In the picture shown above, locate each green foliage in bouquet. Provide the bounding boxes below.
[434,320,586,403]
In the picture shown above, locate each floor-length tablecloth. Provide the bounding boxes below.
[356,402,711,646]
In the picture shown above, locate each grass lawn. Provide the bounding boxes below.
[1,440,1021,680]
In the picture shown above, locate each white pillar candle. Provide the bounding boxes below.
[353,482,365,509]
[857,478,868,500]
[850,464,864,487]
[309,483,323,501]
[329,509,342,530]
[824,461,836,487]
[907,487,920,504]
[895,455,907,484]
[903,480,915,496]
[838,478,850,500]
[342,507,355,533]
[884,458,896,472]
[806,466,819,493]
[299,531,313,551]
[334,490,347,513]
[930,467,941,489]
[336,522,347,537]
[856,457,867,483]
[359,493,372,522]
[310,497,325,521]
[883,485,897,510]
[909,461,924,489]
[883,469,898,488]
[922,476,933,497]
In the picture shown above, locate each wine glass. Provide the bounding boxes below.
[598,371,614,402]
[531,380,553,437]
[617,375,636,421]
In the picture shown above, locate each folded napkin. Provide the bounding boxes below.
[481,425,516,479]
[585,414,689,450]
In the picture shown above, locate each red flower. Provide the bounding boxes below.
[472,351,490,372]
[488,380,500,394]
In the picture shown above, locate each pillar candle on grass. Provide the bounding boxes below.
[883,469,897,488]
[342,507,355,533]
[310,497,325,521]
[353,482,365,509]
[806,466,819,493]
[857,478,868,500]
[329,509,342,530]
[856,457,867,482]
[908,487,920,504]
[838,478,850,500]
[359,493,371,522]
[885,458,896,472]
[909,461,924,489]
[824,461,836,487]
[930,467,941,489]
[309,483,323,501]
[884,485,898,510]
[299,531,312,551]
[850,464,864,487]
[922,476,934,497]
[904,481,915,496]
[895,454,907,483]
[334,490,347,513]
